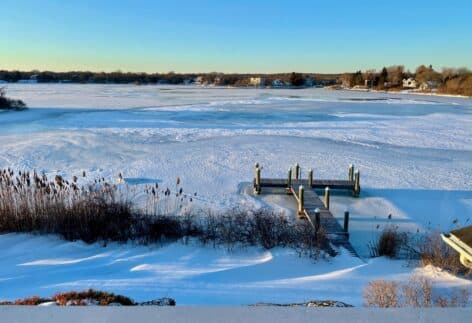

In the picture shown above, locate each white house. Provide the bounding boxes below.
[271,79,284,88]
[419,80,439,91]
[194,76,204,85]
[249,77,265,87]
[402,78,417,89]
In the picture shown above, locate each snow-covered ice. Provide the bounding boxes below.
[0,84,471,304]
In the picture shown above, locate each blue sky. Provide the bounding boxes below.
[1,0,471,73]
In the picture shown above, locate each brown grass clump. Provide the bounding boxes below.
[52,289,134,306]
[13,296,51,305]
[368,225,405,258]
[364,275,469,308]
[0,168,330,258]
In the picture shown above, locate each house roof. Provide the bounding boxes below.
[442,225,472,268]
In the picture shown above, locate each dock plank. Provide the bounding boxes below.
[260,178,355,190]
[265,179,358,257]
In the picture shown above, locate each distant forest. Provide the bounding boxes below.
[0,70,337,87]
[1,65,471,96]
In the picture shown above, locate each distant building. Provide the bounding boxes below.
[194,76,204,85]
[304,77,314,87]
[18,74,38,84]
[402,78,417,89]
[249,77,265,87]
[271,79,284,88]
[213,76,222,86]
[419,80,438,91]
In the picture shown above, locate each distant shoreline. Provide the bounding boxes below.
[331,87,471,99]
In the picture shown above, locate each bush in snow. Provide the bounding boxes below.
[1,289,176,306]
[52,289,134,306]
[368,225,406,258]
[364,275,469,308]
[416,232,469,276]
[0,168,330,258]
[363,280,399,308]
[0,87,26,110]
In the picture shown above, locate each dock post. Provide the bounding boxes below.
[294,163,300,180]
[297,185,305,218]
[286,168,292,194]
[344,210,350,234]
[354,170,360,197]
[308,169,313,187]
[314,208,321,232]
[254,165,261,195]
[324,187,330,209]
[349,164,354,181]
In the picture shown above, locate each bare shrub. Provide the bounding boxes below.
[368,225,405,258]
[13,296,51,305]
[52,289,134,306]
[418,233,468,275]
[363,280,399,308]
[403,232,469,276]
[401,275,432,307]
[196,208,329,258]
[0,169,329,258]
[364,276,470,308]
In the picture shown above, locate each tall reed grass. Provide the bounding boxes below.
[0,168,328,258]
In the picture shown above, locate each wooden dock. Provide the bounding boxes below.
[253,163,360,257]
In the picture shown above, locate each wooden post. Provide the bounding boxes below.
[294,163,300,180]
[286,168,292,194]
[344,210,349,234]
[348,164,354,181]
[308,169,313,187]
[324,186,330,209]
[297,185,304,218]
[354,170,360,197]
[314,208,321,232]
[254,166,261,195]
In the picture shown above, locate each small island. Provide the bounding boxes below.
[0,87,27,110]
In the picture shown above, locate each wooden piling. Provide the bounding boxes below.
[294,163,300,180]
[354,170,360,197]
[254,166,261,195]
[314,208,321,232]
[344,210,349,234]
[286,168,292,194]
[308,169,313,187]
[324,186,330,209]
[297,185,304,218]
[349,164,354,181]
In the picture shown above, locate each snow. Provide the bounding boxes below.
[1,233,469,306]
[0,84,471,304]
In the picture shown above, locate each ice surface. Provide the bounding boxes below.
[0,84,471,304]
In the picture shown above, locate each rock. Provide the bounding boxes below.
[108,302,122,306]
[139,297,176,306]
[38,301,58,307]
[251,300,353,307]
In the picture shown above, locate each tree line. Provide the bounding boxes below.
[340,65,472,96]
[0,70,335,87]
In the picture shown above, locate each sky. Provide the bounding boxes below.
[1,0,471,73]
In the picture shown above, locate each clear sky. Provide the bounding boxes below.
[1,0,471,73]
